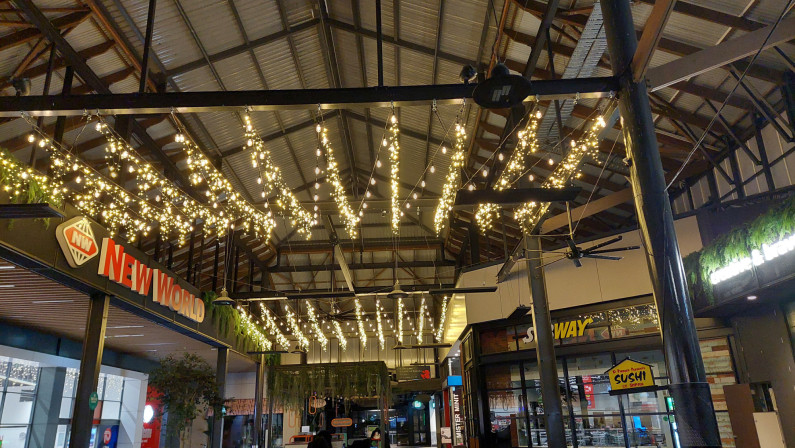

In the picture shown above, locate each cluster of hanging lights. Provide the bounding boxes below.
[434,121,467,234]
[317,122,360,237]
[514,114,607,231]
[387,113,402,233]
[475,110,543,232]
[244,114,316,237]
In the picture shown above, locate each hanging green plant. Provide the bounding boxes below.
[270,362,390,411]
[0,146,64,228]
[684,194,795,306]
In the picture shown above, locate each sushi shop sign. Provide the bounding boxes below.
[55,217,205,323]
[606,358,656,395]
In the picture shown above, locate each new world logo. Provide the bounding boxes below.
[56,217,99,268]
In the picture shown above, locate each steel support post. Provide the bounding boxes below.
[69,293,109,448]
[211,347,229,448]
[524,234,567,448]
[139,0,157,93]
[253,354,265,447]
[266,361,275,448]
[601,1,721,446]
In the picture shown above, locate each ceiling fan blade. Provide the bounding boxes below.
[585,235,623,252]
[428,286,498,295]
[584,254,622,261]
[571,257,583,268]
[285,291,356,300]
[586,246,640,255]
[565,239,579,255]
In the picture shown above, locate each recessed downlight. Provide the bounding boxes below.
[32,299,74,304]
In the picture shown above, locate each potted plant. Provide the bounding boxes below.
[147,353,224,447]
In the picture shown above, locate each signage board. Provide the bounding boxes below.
[89,391,99,410]
[440,427,452,444]
[331,417,353,428]
[606,358,656,395]
[450,387,464,447]
[396,365,432,382]
[99,424,119,448]
[56,217,99,267]
[522,317,594,344]
[582,375,596,410]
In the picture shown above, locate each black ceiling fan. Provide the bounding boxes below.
[548,203,640,268]
[563,235,640,267]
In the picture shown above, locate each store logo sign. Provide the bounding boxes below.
[98,238,205,323]
[56,217,99,267]
[709,232,795,285]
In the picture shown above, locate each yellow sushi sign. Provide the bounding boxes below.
[607,358,656,394]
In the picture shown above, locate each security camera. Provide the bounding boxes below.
[11,78,31,97]
[459,65,477,84]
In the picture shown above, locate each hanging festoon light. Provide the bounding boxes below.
[318,122,360,237]
[375,299,386,350]
[354,298,367,348]
[306,302,329,351]
[238,307,272,351]
[49,147,195,244]
[433,121,467,234]
[260,304,290,349]
[244,115,315,237]
[515,114,607,231]
[396,299,405,345]
[415,296,427,342]
[285,305,310,351]
[476,109,542,232]
[332,320,347,350]
[93,118,216,242]
[435,296,450,342]
[387,112,401,233]
[178,131,275,240]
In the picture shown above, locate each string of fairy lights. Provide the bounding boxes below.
[6,94,613,356]
[244,114,316,237]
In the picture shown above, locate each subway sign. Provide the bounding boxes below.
[56,217,205,323]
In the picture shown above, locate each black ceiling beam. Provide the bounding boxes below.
[271,260,455,273]
[3,77,619,117]
[230,283,458,300]
[454,187,582,207]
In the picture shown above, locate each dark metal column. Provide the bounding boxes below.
[265,360,275,448]
[524,234,566,448]
[139,0,157,93]
[211,347,229,448]
[253,354,265,447]
[69,293,109,448]
[601,1,721,446]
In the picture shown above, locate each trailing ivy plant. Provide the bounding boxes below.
[0,146,64,227]
[147,353,224,447]
[270,362,390,413]
[684,194,795,305]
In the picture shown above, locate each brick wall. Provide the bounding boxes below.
[699,337,737,448]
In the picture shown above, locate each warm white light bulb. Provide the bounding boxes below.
[315,182,320,190]
[482,169,488,177]
[429,165,435,174]
[371,178,376,185]
[376,159,382,168]
[468,184,474,191]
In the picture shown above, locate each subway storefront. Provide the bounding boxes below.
[458,296,737,448]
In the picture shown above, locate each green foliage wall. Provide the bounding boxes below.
[684,194,795,305]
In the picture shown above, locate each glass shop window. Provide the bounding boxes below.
[484,364,522,390]
[605,304,659,338]
[0,358,40,447]
[99,374,125,421]
[60,368,79,419]
[462,334,473,363]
